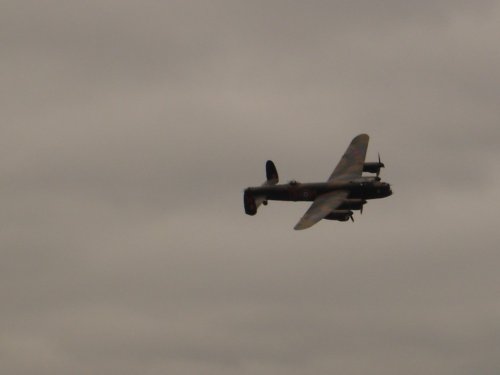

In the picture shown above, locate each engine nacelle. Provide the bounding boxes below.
[324,210,353,222]
[363,161,384,175]
[338,199,366,211]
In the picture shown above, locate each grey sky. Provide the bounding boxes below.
[1,1,500,374]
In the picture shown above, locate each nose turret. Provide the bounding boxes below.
[375,182,392,197]
[385,183,393,196]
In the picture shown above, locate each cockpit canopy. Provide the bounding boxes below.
[288,180,300,186]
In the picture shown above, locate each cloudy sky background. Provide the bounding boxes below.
[2,1,500,374]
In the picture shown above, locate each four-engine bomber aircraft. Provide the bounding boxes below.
[243,134,392,230]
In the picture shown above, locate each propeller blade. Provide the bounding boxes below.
[376,153,385,177]
[350,214,354,222]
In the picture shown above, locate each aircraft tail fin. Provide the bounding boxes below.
[244,190,267,215]
[265,160,279,185]
[244,189,258,215]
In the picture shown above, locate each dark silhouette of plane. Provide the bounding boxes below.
[243,134,392,230]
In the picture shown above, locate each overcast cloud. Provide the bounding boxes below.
[1,1,500,374]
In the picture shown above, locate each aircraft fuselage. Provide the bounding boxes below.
[246,180,391,202]
[244,180,392,215]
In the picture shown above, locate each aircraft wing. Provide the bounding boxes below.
[328,134,369,182]
[294,190,349,230]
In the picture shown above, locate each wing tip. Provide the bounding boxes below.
[293,221,312,230]
[354,133,369,142]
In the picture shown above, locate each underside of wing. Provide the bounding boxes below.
[294,190,349,230]
[328,134,369,182]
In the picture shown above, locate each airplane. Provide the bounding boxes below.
[243,134,392,230]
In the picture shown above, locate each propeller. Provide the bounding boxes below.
[360,199,367,215]
[376,153,385,177]
[350,214,354,222]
